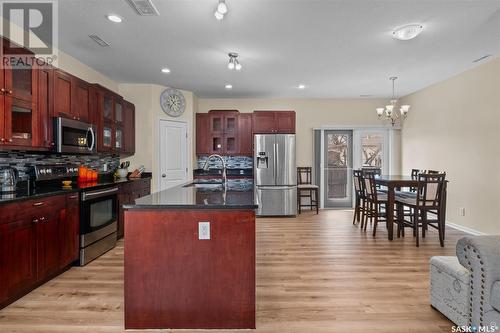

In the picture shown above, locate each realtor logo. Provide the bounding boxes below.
[1,0,58,68]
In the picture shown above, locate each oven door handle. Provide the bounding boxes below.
[82,187,118,201]
[87,127,95,152]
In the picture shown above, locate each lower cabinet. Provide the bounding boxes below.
[0,193,80,308]
[117,178,151,239]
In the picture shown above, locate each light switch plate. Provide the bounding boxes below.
[198,222,210,240]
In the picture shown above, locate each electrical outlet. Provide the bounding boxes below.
[460,207,466,217]
[198,222,210,240]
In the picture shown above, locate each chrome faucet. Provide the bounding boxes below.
[202,154,227,186]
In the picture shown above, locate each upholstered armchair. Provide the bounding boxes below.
[456,236,500,327]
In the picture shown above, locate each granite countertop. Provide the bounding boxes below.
[124,179,257,210]
[0,175,152,205]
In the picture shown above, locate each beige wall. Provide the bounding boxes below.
[118,84,195,192]
[197,98,399,168]
[399,57,500,235]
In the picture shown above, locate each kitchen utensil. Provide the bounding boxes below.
[0,166,18,193]
[117,168,128,179]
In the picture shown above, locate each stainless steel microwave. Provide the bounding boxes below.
[54,117,96,154]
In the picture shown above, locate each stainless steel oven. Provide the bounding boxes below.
[54,117,96,154]
[79,186,118,265]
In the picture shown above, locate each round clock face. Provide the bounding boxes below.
[160,88,186,117]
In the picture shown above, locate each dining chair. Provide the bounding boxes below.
[297,167,319,214]
[352,170,367,227]
[395,173,447,247]
[363,173,388,237]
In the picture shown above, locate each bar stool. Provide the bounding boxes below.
[297,167,319,214]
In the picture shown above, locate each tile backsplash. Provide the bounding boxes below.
[0,151,120,179]
[197,155,253,169]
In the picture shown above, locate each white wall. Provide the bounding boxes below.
[400,56,500,235]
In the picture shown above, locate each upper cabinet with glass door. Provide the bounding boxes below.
[0,38,39,148]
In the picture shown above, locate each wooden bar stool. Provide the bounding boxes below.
[297,167,319,214]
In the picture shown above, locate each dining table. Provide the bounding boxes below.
[373,175,419,241]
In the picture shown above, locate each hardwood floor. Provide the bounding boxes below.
[0,210,463,332]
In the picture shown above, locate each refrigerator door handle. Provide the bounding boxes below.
[273,141,278,184]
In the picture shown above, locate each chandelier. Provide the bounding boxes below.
[227,52,242,70]
[376,76,410,126]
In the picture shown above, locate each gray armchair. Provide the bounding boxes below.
[456,236,500,327]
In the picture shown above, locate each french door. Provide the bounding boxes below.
[323,130,353,208]
[316,128,391,209]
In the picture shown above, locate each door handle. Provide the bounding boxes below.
[162,174,166,178]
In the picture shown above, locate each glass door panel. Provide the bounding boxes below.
[115,100,123,124]
[361,133,383,168]
[323,130,353,208]
[11,67,33,101]
[103,95,113,120]
[115,128,123,150]
[5,98,34,146]
[103,126,112,148]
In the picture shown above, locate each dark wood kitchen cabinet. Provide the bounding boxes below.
[0,193,80,309]
[72,76,91,123]
[196,110,254,156]
[0,212,37,305]
[117,178,151,239]
[0,38,39,149]
[59,193,80,268]
[37,67,54,149]
[53,69,73,120]
[252,111,295,134]
[122,100,135,155]
[196,113,210,154]
[208,110,239,155]
[238,113,253,155]
[53,70,92,123]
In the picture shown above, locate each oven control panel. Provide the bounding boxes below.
[32,164,79,180]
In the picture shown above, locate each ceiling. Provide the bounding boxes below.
[58,0,500,98]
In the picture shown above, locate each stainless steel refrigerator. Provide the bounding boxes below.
[254,134,297,216]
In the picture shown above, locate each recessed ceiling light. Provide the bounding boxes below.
[392,24,423,40]
[107,14,123,23]
[298,84,306,89]
[161,67,171,73]
[225,84,233,89]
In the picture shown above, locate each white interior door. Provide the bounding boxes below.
[159,120,188,191]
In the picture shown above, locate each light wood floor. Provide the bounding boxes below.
[0,210,463,333]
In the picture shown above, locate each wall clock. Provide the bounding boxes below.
[160,88,186,117]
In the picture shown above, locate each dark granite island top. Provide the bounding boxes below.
[124,179,257,210]
[123,178,256,330]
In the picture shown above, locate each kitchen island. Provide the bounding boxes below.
[123,179,256,330]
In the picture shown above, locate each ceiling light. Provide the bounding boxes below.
[214,0,228,20]
[227,52,241,71]
[214,10,224,20]
[161,67,170,73]
[225,84,233,89]
[392,24,423,40]
[107,14,123,23]
[376,77,410,126]
[217,0,228,14]
[298,84,306,89]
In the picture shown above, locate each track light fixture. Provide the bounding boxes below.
[228,52,242,71]
[214,0,228,20]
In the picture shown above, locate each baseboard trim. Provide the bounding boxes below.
[447,222,486,236]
